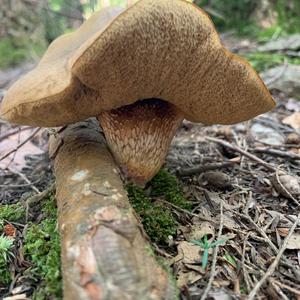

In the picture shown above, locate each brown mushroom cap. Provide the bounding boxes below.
[0,0,275,127]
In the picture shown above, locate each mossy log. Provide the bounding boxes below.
[49,119,176,300]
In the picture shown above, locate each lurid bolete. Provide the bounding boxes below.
[0,0,275,185]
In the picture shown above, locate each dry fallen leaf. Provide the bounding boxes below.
[175,241,203,265]
[282,112,300,129]
[4,224,16,238]
[286,233,300,250]
[176,270,202,288]
[271,172,300,198]
[188,222,215,241]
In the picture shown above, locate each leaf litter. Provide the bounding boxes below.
[0,51,300,300]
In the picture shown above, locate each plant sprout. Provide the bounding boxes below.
[0,234,14,262]
[191,235,226,270]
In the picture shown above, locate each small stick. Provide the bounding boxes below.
[178,161,238,176]
[157,198,217,224]
[275,168,300,206]
[206,136,278,172]
[0,128,41,162]
[269,280,289,300]
[233,211,279,254]
[271,279,300,296]
[248,213,300,300]
[7,166,40,194]
[200,201,224,300]
[0,126,33,143]
[254,147,300,160]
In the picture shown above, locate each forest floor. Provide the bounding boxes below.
[1,33,300,300]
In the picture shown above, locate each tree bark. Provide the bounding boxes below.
[49,119,176,300]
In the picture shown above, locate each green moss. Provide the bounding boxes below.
[149,169,192,210]
[0,258,11,286]
[127,169,191,244]
[127,185,177,243]
[24,196,62,300]
[0,203,25,223]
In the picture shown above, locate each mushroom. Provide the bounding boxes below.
[0,0,275,185]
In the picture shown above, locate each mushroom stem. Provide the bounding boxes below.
[98,99,184,185]
[49,119,176,300]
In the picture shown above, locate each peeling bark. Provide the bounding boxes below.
[49,119,176,300]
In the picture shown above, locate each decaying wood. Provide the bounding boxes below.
[49,119,176,300]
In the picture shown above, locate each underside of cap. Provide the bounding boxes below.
[0,0,275,127]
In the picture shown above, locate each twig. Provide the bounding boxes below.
[206,136,278,172]
[233,211,279,254]
[0,180,40,188]
[271,278,300,296]
[0,128,41,162]
[275,168,300,206]
[7,166,40,193]
[241,232,252,292]
[157,198,217,224]
[269,280,289,300]
[248,213,300,300]
[200,201,224,300]
[254,147,300,160]
[0,126,32,142]
[25,183,55,222]
[178,161,238,176]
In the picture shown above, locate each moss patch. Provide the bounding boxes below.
[127,169,191,244]
[0,203,25,224]
[0,195,61,299]
[24,196,62,300]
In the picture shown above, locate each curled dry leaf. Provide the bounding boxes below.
[175,241,203,265]
[286,132,300,145]
[3,224,16,238]
[271,172,300,198]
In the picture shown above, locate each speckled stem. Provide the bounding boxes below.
[49,119,177,300]
[98,99,184,185]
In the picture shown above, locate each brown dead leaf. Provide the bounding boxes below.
[175,241,203,265]
[286,132,300,144]
[271,172,300,198]
[4,224,16,238]
[282,112,300,129]
[189,222,215,241]
[176,270,202,288]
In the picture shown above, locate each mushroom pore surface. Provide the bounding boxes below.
[98,99,183,185]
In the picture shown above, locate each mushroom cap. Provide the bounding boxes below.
[0,0,275,127]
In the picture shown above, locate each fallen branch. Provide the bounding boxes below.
[248,213,300,300]
[206,136,278,172]
[49,119,175,300]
